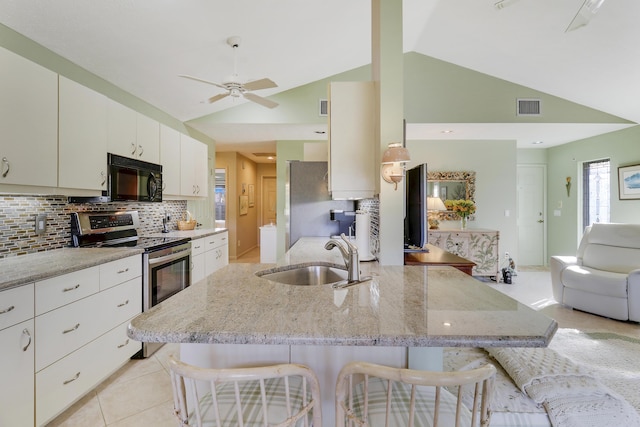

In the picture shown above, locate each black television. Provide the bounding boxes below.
[404,163,428,251]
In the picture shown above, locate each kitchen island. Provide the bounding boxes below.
[128,237,557,424]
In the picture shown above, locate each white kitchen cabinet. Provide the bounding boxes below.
[160,124,182,196]
[191,237,206,284]
[0,283,34,427]
[34,255,142,426]
[428,229,500,277]
[180,134,209,197]
[204,231,229,276]
[328,81,376,200]
[107,99,160,164]
[0,46,58,188]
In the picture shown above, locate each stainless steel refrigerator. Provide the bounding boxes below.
[285,161,355,249]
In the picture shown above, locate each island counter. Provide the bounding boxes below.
[128,237,557,348]
[128,237,557,425]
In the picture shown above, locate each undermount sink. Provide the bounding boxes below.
[256,264,348,286]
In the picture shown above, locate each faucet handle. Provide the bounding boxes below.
[339,233,358,253]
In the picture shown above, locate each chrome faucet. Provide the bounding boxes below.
[325,233,360,283]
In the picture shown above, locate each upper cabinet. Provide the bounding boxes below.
[180,134,208,197]
[59,76,108,191]
[159,124,181,196]
[328,81,376,200]
[0,47,58,187]
[107,100,160,164]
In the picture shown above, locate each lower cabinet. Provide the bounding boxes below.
[191,231,229,284]
[29,254,142,426]
[428,229,500,277]
[0,319,34,427]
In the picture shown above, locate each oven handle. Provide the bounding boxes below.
[147,248,191,267]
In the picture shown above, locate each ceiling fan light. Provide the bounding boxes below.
[566,0,606,32]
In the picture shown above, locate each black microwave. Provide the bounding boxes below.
[107,153,162,202]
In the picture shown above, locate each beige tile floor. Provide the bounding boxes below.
[46,258,640,426]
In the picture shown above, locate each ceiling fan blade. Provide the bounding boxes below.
[243,78,277,91]
[208,93,230,104]
[244,92,278,109]
[179,74,227,90]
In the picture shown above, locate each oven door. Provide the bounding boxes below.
[143,244,191,311]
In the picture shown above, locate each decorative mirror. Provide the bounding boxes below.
[427,171,476,221]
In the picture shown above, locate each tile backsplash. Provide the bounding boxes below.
[0,194,187,258]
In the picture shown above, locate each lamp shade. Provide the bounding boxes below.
[381,142,410,164]
[427,197,447,211]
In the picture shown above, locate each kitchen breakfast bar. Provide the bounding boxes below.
[127,237,557,424]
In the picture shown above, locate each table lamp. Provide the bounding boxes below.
[427,197,447,229]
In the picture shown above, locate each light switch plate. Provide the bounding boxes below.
[35,214,47,235]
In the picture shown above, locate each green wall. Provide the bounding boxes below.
[407,140,518,261]
[546,125,640,257]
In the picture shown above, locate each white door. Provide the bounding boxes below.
[517,165,546,266]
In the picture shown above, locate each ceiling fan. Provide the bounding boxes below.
[180,36,279,109]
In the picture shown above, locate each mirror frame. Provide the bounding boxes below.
[427,171,476,221]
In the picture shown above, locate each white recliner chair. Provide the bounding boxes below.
[550,223,640,322]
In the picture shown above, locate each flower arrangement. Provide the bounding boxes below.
[446,199,476,228]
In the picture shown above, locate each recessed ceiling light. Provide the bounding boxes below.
[441,130,454,134]
[532,141,544,145]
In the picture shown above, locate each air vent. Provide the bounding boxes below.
[319,99,328,116]
[517,98,541,116]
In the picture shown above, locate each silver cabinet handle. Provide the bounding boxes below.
[1,157,9,178]
[193,184,196,194]
[101,171,106,186]
[196,185,200,194]
[117,339,130,349]
[22,329,31,352]
[138,145,144,156]
[63,372,81,385]
[131,142,137,156]
[63,284,80,292]
[117,299,129,307]
[0,305,15,315]
[117,268,129,274]
[62,323,80,334]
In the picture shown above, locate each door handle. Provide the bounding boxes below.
[537,219,544,223]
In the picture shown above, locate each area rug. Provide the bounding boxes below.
[445,328,640,426]
[547,329,640,412]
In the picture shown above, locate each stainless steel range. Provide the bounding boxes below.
[71,210,191,357]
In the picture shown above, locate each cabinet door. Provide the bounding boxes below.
[180,135,208,197]
[160,124,181,195]
[59,76,108,190]
[328,81,375,199]
[107,99,137,158]
[0,320,34,427]
[191,253,205,285]
[136,113,160,163]
[0,46,58,187]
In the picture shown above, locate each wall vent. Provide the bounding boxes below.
[319,99,328,116]
[517,98,541,116]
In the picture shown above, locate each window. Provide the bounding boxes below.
[214,168,226,223]
[582,159,610,229]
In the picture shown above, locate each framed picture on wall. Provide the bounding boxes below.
[248,184,255,207]
[618,163,640,200]
[239,195,249,215]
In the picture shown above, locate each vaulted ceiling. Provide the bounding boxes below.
[1,0,638,159]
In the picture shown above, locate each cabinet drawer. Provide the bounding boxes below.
[98,278,141,333]
[191,238,205,256]
[36,292,103,371]
[205,232,228,249]
[36,266,100,315]
[0,283,34,330]
[100,255,142,290]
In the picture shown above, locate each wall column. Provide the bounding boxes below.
[372,0,405,265]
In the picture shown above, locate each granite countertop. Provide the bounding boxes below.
[143,227,227,239]
[0,247,144,291]
[128,237,558,348]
